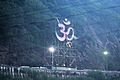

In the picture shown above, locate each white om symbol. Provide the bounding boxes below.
[55,18,78,41]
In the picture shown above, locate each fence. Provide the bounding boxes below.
[0,66,120,78]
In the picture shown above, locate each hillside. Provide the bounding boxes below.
[0,0,120,70]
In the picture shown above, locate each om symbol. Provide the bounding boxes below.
[55,18,78,41]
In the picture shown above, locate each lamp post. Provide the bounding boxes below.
[103,51,108,55]
[103,51,109,70]
[48,46,55,70]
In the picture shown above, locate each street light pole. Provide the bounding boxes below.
[48,46,55,70]
[103,51,109,70]
[52,51,54,69]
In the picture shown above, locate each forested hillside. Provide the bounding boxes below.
[0,0,120,70]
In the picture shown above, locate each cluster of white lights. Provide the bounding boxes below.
[48,46,55,53]
[103,51,108,55]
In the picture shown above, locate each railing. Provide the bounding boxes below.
[0,66,120,78]
[0,66,29,78]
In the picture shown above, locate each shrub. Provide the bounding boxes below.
[88,71,106,80]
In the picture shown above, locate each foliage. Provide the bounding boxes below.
[0,71,120,80]
[0,0,120,70]
[88,71,106,80]
[0,73,12,80]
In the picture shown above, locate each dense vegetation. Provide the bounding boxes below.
[0,0,120,70]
